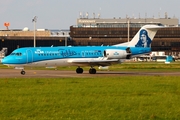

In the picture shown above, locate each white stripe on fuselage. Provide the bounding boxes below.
[6,58,98,67]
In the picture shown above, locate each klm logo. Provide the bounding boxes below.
[113,52,119,56]
[35,49,44,54]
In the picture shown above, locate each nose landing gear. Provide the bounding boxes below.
[21,70,25,75]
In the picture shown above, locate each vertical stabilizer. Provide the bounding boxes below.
[127,25,163,47]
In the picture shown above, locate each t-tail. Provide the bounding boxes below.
[115,25,164,47]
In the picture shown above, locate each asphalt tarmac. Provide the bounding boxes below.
[0,69,180,78]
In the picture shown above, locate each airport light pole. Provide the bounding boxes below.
[32,16,37,47]
[65,37,67,46]
[127,18,130,42]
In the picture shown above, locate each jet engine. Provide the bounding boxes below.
[104,47,131,59]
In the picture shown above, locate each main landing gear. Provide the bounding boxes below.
[76,67,83,74]
[21,70,26,75]
[89,68,96,74]
[76,67,96,74]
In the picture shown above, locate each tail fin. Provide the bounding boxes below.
[127,25,163,47]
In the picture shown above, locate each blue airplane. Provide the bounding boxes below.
[1,25,162,75]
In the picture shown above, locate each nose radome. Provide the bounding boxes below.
[1,58,7,64]
[1,57,11,64]
[1,58,5,64]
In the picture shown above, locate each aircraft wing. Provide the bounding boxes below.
[67,59,120,66]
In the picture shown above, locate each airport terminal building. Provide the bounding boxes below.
[71,16,180,57]
[70,16,180,56]
[1,14,180,57]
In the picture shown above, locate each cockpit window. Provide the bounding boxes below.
[10,52,22,56]
[10,53,16,55]
[16,53,22,56]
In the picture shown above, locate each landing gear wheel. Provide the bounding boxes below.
[76,67,83,74]
[89,68,96,74]
[21,70,25,75]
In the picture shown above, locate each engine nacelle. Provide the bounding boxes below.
[104,49,131,59]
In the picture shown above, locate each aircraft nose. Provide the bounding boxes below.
[1,57,7,64]
[1,57,12,64]
[1,56,26,65]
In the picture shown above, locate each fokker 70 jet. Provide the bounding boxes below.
[2,25,163,74]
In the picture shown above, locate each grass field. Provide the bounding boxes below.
[1,62,180,119]
[1,77,180,120]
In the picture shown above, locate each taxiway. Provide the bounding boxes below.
[0,69,180,78]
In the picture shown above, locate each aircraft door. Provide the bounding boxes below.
[81,51,85,57]
[26,49,33,63]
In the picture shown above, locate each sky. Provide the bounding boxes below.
[0,0,179,30]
